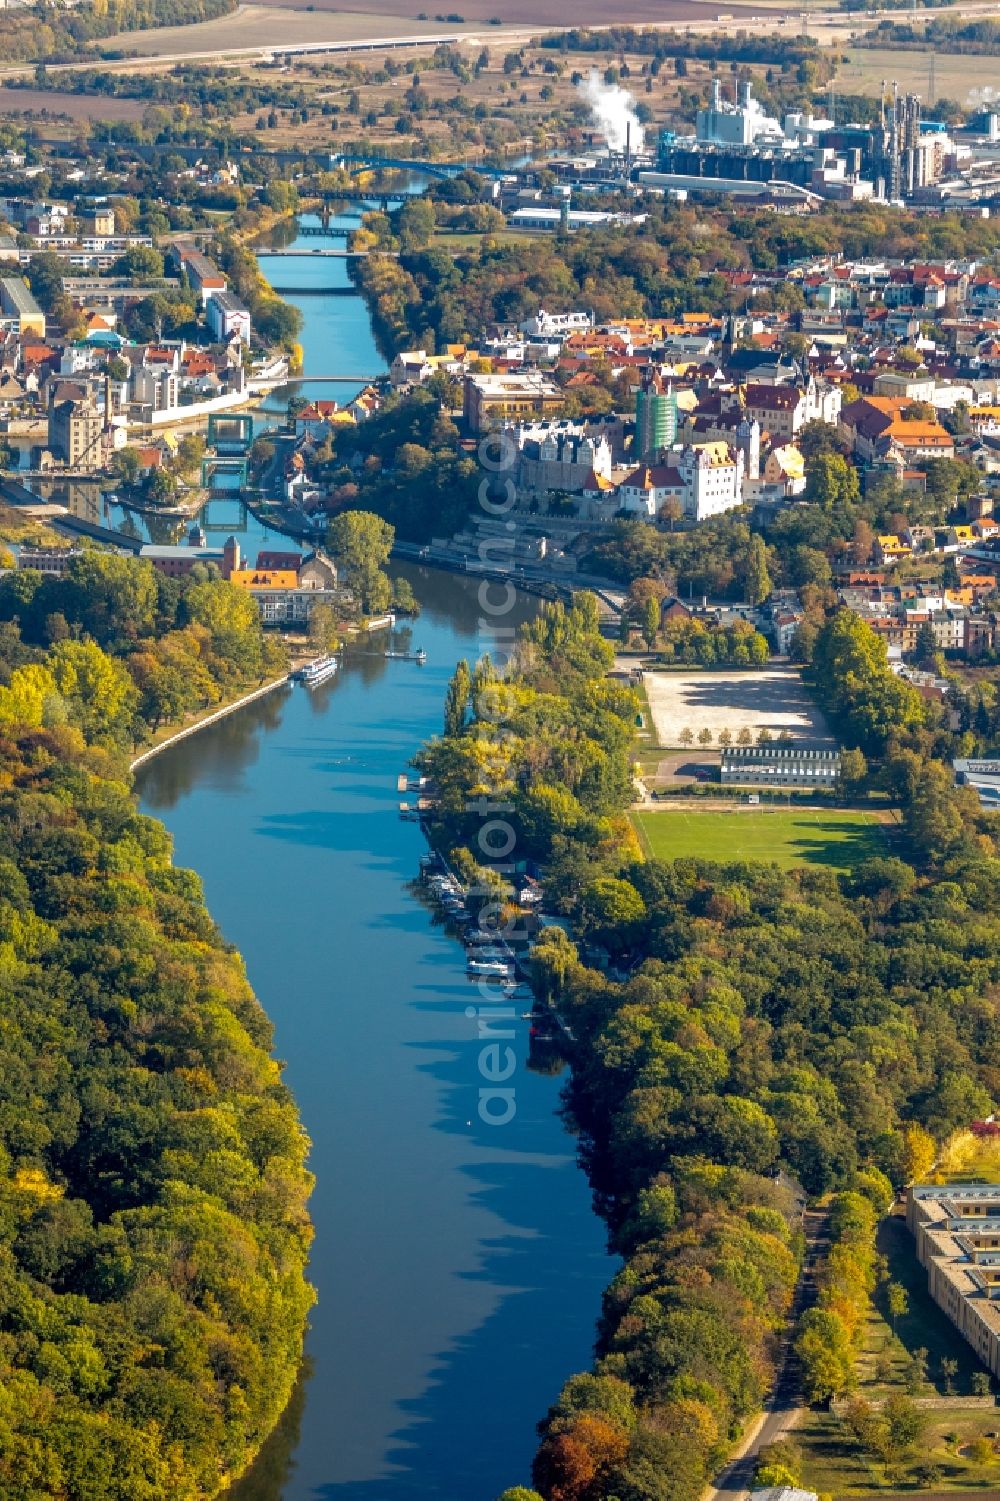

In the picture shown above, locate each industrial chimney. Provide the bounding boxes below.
[625,119,632,173]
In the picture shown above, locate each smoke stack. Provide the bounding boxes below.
[711,78,721,112]
[625,119,631,170]
[739,78,752,111]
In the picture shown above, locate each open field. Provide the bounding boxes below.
[632,807,884,871]
[0,88,146,120]
[839,46,1000,105]
[636,664,832,748]
[94,6,469,58]
[241,0,773,20]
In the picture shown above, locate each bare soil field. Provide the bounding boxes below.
[0,88,145,120]
[241,0,773,23]
[96,6,465,59]
[637,665,833,747]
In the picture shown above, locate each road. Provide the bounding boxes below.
[704,1208,829,1501]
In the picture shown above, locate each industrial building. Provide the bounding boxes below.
[642,80,947,204]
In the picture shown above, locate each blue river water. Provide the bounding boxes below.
[133,215,615,1501]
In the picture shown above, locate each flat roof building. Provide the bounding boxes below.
[0,276,45,337]
[463,370,563,433]
[907,1183,1000,1378]
[954,758,1000,808]
[720,743,841,787]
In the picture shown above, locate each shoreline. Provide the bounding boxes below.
[129,671,291,772]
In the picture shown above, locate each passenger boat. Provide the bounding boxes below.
[299,655,338,687]
[414,648,427,664]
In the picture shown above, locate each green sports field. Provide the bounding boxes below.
[632,808,886,873]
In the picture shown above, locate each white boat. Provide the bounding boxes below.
[299,655,338,687]
[467,958,514,977]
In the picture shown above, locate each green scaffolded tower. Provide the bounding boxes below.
[635,370,678,460]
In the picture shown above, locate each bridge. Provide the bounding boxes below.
[269,284,362,296]
[297,223,351,238]
[329,153,509,182]
[263,247,372,258]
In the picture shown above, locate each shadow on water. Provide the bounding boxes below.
[233,1365,313,1501]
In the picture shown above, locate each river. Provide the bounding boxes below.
[134,213,615,1501]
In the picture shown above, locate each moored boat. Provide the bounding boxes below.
[298,655,339,687]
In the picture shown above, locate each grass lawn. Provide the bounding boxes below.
[632,808,885,873]
[796,1211,1000,1495]
[797,1406,1000,1495]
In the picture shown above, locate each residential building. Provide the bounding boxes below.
[720,743,841,787]
[907,1183,1000,1378]
[840,395,955,462]
[520,309,593,340]
[206,289,251,345]
[48,397,103,468]
[463,371,563,432]
[174,246,227,306]
[0,276,45,337]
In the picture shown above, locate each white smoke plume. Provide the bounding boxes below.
[967,85,1000,110]
[578,69,645,155]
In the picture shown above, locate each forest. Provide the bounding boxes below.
[352,203,1000,355]
[0,550,287,744]
[419,599,1000,1501]
[0,555,313,1496]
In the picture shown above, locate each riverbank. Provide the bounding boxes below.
[129,670,291,770]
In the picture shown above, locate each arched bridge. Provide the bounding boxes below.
[328,153,508,182]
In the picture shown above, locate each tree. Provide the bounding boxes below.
[641,595,660,649]
[444,659,471,737]
[308,603,339,653]
[398,196,436,251]
[941,1356,958,1395]
[904,1347,928,1395]
[745,535,772,606]
[972,1372,992,1397]
[805,451,861,509]
[913,621,938,669]
[840,746,867,794]
[886,1282,908,1335]
[110,447,141,488]
[113,244,165,281]
[697,728,713,746]
[718,728,732,747]
[737,726,753,745]
[326,511,394,615]
[679,727,694,747]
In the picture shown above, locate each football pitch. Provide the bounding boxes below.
[632,808,886,873]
